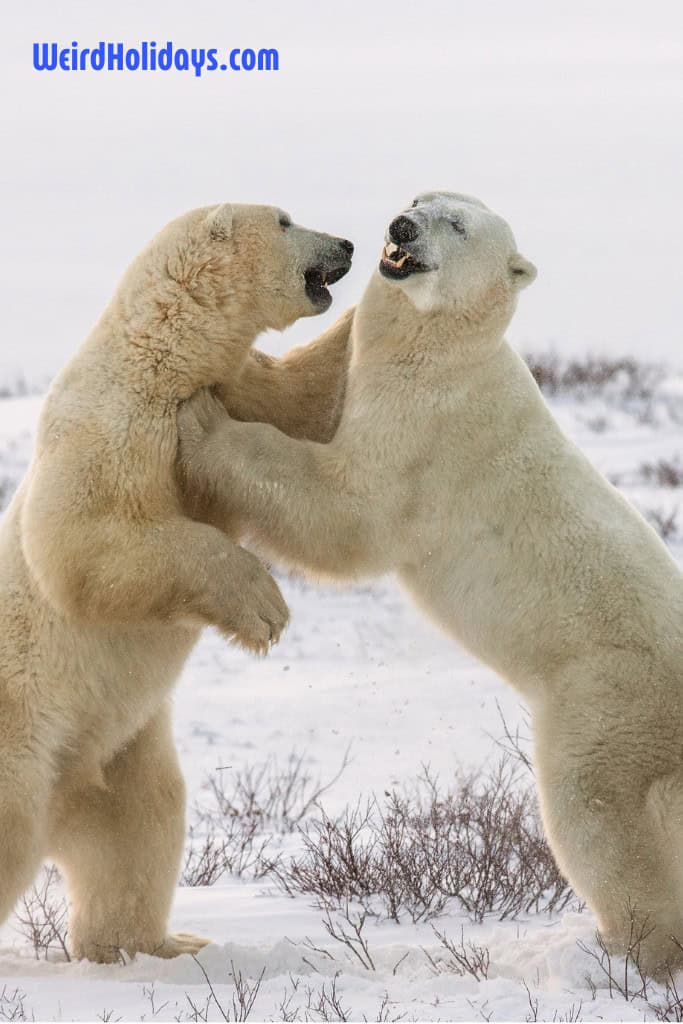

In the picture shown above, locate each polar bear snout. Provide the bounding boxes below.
[311,234,354,269]
[303,235,354,312]
[380,214,432,282]
[388,216,419,245]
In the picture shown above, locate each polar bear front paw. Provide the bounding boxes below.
[219,549,290,656]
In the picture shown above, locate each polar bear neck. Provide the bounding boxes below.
[351,272,513,378]
[88,273,265,403]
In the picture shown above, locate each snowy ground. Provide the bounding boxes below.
[1,364,683,1022]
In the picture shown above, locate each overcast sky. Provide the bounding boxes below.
[2,0,682,383]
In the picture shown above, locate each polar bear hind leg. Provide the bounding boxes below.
[534,703,683,981]
[48,705,206,963]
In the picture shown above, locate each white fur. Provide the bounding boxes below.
[181,192,683,979]
[0,202,352,963]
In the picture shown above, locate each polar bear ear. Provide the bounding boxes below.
[207,204,234,241]
[508,253,537,290]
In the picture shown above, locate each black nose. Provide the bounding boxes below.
[339,238,354,257]
[389,216,418,244]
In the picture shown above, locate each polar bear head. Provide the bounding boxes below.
[146,203,354,332]
[378,192,536,317]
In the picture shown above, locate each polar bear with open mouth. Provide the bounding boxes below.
[0,201,354,963]
[180,191,683,979]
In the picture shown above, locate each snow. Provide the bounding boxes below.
[0,374,682,1021]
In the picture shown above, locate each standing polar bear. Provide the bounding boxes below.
[0,202,353,962]
[180,192,683,978]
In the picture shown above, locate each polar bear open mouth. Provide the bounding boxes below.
[304,264,350,308]
[380,242,430,280]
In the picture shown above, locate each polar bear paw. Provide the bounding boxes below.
[72,931,212,963]
[220,548,290,656]
[229,591,290,656]
[151,932,212,959]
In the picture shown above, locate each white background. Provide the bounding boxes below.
[1,0,682,384]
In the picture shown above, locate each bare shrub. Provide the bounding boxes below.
[612,456,683,491]
[272,757,572,924]
[207,750,350,835]
[276,976,303,1023]
[179,993,212,1022]
[181,827,231,887]
[183,751,350,887]
[372,993,406,1022]
[584,415,609,434]
[275,977,404,1024]
[14,864,70,961]
[579,924,683,1021]
[191,956,264,1022]
[637,457,683,489]
[423,925,490,980]
[140,983,171,1019]
[577,907,653,1003]
[180,819,272,887]
[0,987,29,1023]
[551,1002,584,1022]
[521,985,585,1023]
[321,903,375,971]
[272,795,438,921]
[645,507,680,542]
[467,998,494,1022]
[524,351,683,427]
[524,353,661,401]
[490,698,533,773]
[230,963,266,1022]
[0,375,36,399]
[523,979,539,1022]
[303,973,349,1022]
[649,970,683,1021]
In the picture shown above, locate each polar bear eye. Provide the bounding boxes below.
[410,199,419,208]
[450,217,467,238]
[279,215,291,230]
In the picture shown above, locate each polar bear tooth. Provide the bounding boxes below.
[395,254,409,267]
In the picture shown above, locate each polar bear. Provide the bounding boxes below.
[0,202,353,962]
[179,192,683,979]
